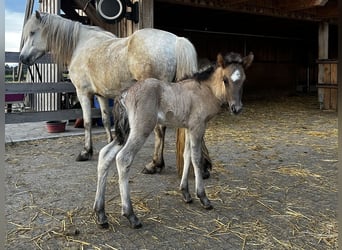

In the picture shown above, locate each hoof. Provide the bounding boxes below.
[98,222,109,229]
[76,151,92,161]
[200,197,213,210]
[202,169,210,179]
[95,211,109,228]
[126,214,142,229]
[142,162,164,174]
[142,167,158,174]
[181,190,192,203]
[203,203,213,210]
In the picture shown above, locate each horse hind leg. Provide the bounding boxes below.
[93,138,122,228]
[143,124,165,174]
[96,96,113,143]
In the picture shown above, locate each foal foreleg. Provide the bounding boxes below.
[190,132,213,210]
[180,129,192,203]
[94,139,122,228]
[76,93,93,161]
[143,125,166,174]
[96,96,113,143]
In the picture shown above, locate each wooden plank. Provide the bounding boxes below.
[5,108,102,124]
[5,52,53,64]
[5,82,76,94]
[279,0,328,11]
[331,63,337,84]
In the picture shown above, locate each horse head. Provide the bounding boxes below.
[19,11,48,65]
[217,52,253,115]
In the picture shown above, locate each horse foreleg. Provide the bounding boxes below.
[143,125,165,174]
[96,96,113,143]
[180,129,192,203]
[94,139,122,228]
[76,93,93,161]
[190,132,213,210]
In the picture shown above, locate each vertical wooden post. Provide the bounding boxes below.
[318,22,329,109]
[317,22,329,109]
[138,0,154,29]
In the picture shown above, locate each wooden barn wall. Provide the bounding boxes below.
[154,2,337,97]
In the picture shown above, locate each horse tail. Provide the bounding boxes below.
[175,37,198,81]
[113,95,130,145]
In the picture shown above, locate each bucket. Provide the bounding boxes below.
[46,121,67,133]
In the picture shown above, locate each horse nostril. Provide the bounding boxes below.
[230,104,242,114]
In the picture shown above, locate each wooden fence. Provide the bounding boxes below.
[5,52,101,124]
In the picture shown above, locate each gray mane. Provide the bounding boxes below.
[38,13,80,66]
[38,13,114,66]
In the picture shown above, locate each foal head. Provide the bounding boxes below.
[215,52,254,114]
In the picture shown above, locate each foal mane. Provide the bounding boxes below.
[191,52,244,82]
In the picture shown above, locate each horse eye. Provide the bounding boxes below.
[223,76,228,84]
[30,31,35,36]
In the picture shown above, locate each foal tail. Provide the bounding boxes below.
[175,37,198,80]
[113,96,130,145]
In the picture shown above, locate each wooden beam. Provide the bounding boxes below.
[72,0,118,33]
[228,0,250,5]
[279,0,329,11]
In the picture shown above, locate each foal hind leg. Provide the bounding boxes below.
[116,133,151,228]
[143,124,166,174]
[94,139,122,228]
[96,96,113,143]
[76,93,93,161]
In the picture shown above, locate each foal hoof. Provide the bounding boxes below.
[95,212,109,229]
[200,198,213,210]
[126,214,142,229]
[202,169,210,179]
[181,191,192,204]
[98,222,109,229]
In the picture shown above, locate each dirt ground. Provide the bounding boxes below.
[5,95,338,250]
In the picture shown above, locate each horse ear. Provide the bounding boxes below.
[243,52,254,69]
[35,10,42,21]
[217,53,225,67]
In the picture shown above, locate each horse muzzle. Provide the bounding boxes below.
[19,50,45,66]
[19,54,34,66]
[229,103,242,115]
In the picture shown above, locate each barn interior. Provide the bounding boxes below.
[23,0,339,105]
[153,1,338,98]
